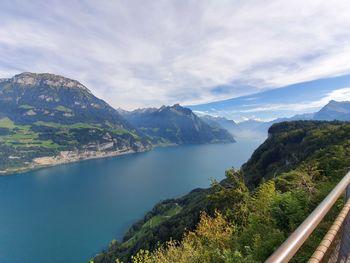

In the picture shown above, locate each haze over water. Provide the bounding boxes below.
[0,139,263,263]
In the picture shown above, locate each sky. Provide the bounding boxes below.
[189,74,350,122]
[1,1,350,115]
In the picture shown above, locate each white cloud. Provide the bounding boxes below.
[236,87,350,114]
[0,0,350,109]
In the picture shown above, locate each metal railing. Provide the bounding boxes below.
[266,171,350,263]
[308,198,350,262]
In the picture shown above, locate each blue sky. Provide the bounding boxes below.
[1,0,350,115]
[189,74,350,121]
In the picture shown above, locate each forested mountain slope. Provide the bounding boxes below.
[0,72,150,174]
[0,73,236,174]
[119,104,235,145]
[93,121,350,263]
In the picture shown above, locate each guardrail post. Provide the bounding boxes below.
[338,183,350,262]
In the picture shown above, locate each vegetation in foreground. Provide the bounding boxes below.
[93,121,350,263]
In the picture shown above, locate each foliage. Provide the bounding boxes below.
[0,73,151,172]
[55,105,72,113]
[131,212,234,263]
[93,121,350,263]
[0,73,234,173]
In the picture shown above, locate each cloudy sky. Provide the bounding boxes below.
[1,1,350,115]
[190,74,350,121]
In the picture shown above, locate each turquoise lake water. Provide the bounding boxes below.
[0,138,264,263]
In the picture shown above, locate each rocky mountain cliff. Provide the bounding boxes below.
[0,72,131,126]
[0,73,237,174]
[0,72,150,174]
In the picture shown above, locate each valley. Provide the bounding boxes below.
[0,73,233,175]
[2,3,350,262]
[94,121,350,262]
[0,140,261,263]
[1,72,350,263]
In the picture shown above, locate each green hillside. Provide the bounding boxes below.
[0,73,150,174]
[0,73,236,174]
[93,121,350,263]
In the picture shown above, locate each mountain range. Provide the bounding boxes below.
[119,105,234,145]
[313,100,350,121]
[0,72,153,174]
[188,74,350,122]
[1,72,349,175]
[199,115,241,137]
[0,72,234,174]
[231,100,350,137]
[0,72,130,126]
[2,72,350,262]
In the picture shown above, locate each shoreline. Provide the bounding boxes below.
[0,141,236,176]
[0,147,152,176]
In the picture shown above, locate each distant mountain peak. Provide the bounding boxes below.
[323,100,349,108]
[238,119,264,124]
[10,72,91,93]
[0,72,132,127]
[156,104,190,115]
[0,77,9,84]
[169,104,193,115]
[311,100,350,121]
[126,107,157,115]
[119,104,234,144]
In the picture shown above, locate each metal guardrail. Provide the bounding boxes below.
[266,171,350,263]
[308,198,350,262]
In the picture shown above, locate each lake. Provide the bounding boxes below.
[0,138,264,263]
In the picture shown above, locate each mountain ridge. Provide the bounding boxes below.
[0,72,132,127]
[93,120,350,262]
[314,100,350,121]
[0,72,150,174]
[0,72,235,174]
[119,104,235,145]
[230,100,349,136]
[199,115,241,137]
[9,72,91,92]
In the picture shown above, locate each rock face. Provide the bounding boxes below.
[0,72,235,174]
[120,104,235,145]
[0,72,150,174]
[314,100,350,121]
[12,72,89,90]
[0,72,133,126]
